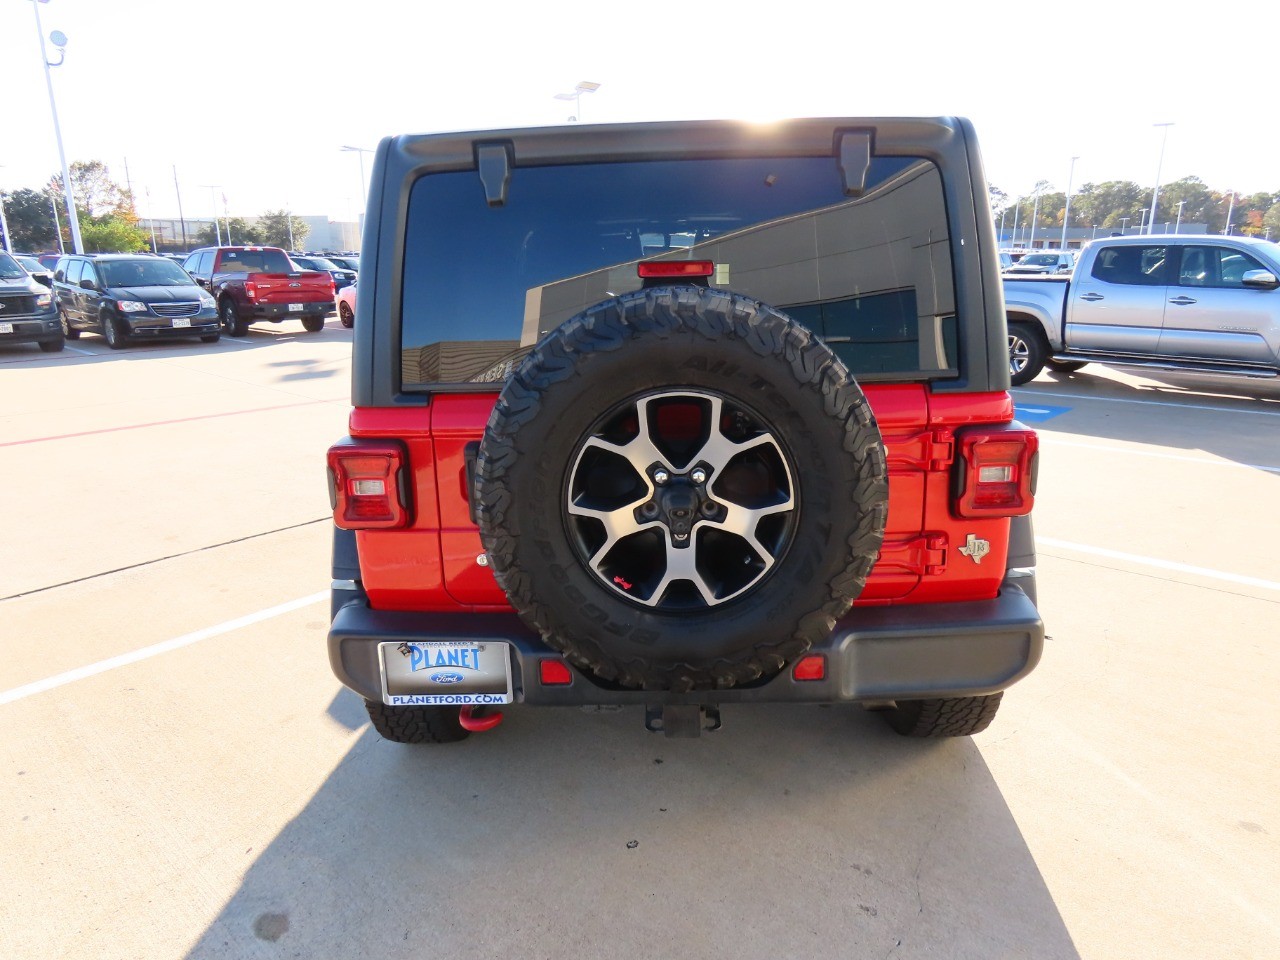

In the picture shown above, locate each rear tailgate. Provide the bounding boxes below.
[249,271,334,304]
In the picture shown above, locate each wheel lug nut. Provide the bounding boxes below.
[640,502,659,518]
[653,469,669,485]
[700,501,719,518]
[691,468,707,484]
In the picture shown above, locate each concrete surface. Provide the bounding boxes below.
[1,331,1277,959]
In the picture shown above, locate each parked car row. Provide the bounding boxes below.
[0,246,352,352]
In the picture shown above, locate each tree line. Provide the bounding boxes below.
[0,160,309,253]
[991,177,1280,239]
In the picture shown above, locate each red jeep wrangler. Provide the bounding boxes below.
[326,118,1043,742]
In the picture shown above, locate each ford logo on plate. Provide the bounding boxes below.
[429,672,465,685]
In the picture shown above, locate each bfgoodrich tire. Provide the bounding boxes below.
[364,700,469,744]
[884,693,1004,737]
[475,286,889,692]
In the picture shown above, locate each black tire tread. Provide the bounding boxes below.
[364,700,470,744]
[302,316,326,333]
[1008,321,1046,386]
[476,286,888,691]
[38,337,65,353]
[885,692,1003,738]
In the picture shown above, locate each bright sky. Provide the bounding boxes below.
[2,0,1277,224]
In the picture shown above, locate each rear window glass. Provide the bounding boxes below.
[218,249,292,273]
[400,155,958,388]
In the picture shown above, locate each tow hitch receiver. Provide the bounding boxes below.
[645,704,722,738]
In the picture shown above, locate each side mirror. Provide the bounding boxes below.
[1241,269,1278,289]
[79,278,97,291]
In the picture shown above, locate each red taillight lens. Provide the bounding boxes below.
[539,659,573,686]
[637,260,714,278]
[953,424,1039,518]
[327,440,410,529]
[792,655,826,681]
[244,280,257,300]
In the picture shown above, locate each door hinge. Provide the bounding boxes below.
[875,533,948,577]
[886,430,954,472]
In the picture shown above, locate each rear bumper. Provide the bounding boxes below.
[250,302,334,320]
[328,577,1044,706]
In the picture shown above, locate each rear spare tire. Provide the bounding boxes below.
[475,286,888,691]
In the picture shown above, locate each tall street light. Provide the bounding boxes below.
[340,145,373,209]
[1060,156,1079,251]
[199,184,223,246]
[1147,122,1174,235]
[554,81,601,122]
[32,0,83,255]
[1223,191,1236,236]
[1175,199,1185,234]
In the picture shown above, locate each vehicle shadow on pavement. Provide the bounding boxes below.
[1020,367,1280,475]
[184,703,1081,960]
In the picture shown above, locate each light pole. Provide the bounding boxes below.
[1175,200,1185,234]
[1060,156,1079,250]
[0,168,10,253]
[143,186,158,253]
[1223,191,1235,236]
[554,81,601,122]
[1119,217,1130,235]
[1011,200,1020,248]
[32,0,83,255]
[1029,181,1048,249]
[998,208,1008,247]
[1138,209,1149,234]
[199,184,223,246]
[49,193,64,252]
[1147,122,1174,235]
[340,146,373,209]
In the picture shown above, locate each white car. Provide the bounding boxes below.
[336,279,356,328]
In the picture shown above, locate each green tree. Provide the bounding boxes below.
[80,214,148,253]
[255,209,309,250]
[2,188,60,250]
[1157,177,1216,230]
[47,160,135,218]
[1072,181,1146,231]
[194,218,264,247]
[1263,202,1280,240]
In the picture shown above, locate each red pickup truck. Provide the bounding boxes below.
[181,245,334,336]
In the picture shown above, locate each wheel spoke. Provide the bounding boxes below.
[646,536,719,607]
[703,498,794,570]
[566,501,657,567]
[579,395,677,477]
[691,395,784,475]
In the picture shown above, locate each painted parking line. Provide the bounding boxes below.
[1013,388,1280,418]
[0,396,345,448]
[1037,537,1280,592]
[0,591,328,707]
[63,344,94,356]
[1014,402,1071,423]
[1039,437,1280,474]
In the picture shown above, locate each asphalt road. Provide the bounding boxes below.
[2,325,1277,960]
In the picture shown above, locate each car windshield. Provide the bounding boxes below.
[0,252,27,279]
[99,259,194,287]
[16,256,46,273]
[329,257,358,270]
[1020,254,1061,266]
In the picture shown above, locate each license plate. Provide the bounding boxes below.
[171,318,191,328]
[379,641,513,706]
[0,323,12,334]
[288,303,304,312]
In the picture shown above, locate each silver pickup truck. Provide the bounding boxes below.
[1003,234,1280,385]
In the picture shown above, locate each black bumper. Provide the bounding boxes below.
[250,302,334,320]
[328,578,1044,706]
[0,315,61,345]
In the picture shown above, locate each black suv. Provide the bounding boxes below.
[0,250,62,352]
[53,254,221,349]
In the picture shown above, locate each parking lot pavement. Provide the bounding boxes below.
[2,347,1278,959]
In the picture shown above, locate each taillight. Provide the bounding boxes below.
[327,440,411,529]
[637,260,714,278]
[953,424,1039,518]
[244,280,257,300]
